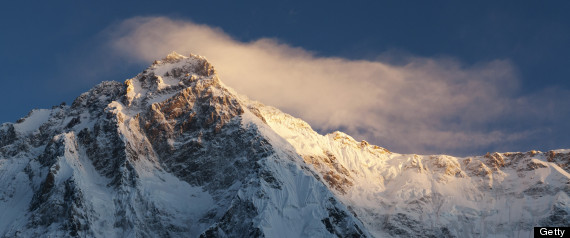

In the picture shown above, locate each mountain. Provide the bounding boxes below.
[0,52,568,237]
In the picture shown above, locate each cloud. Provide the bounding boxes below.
[103,16,570,156]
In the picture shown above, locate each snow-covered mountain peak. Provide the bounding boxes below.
[123,52,219,108]
[1,53,568,237]
[150,52,213,74]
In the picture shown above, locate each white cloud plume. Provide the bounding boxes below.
[103,16,570,155]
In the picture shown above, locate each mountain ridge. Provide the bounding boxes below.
[0,52,568,237]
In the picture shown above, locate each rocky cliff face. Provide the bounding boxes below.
[0,52,568,237]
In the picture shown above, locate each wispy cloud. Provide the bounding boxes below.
[103,16,570,156]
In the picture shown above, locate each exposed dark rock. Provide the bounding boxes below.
[200,199,263,238]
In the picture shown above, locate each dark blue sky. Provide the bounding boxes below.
[1,0,569,154]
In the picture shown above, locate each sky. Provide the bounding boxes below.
[1,0,569,156]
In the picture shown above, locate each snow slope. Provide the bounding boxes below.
[253,97,570,238]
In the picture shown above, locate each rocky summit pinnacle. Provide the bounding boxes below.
[163,51,187,62]
[0,53,568,237]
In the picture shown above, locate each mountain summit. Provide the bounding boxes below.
[1,53,568,237]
